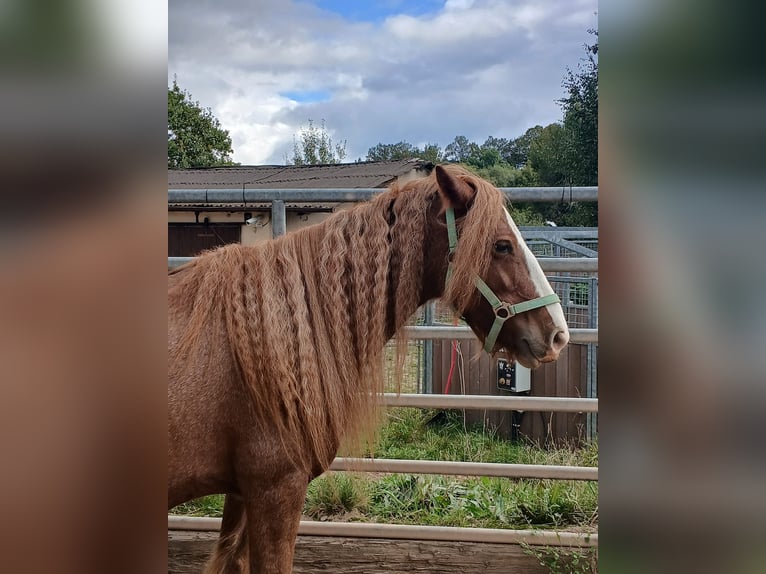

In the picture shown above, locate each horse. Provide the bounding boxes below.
[168,164,569,573]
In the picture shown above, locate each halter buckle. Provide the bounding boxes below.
[494,303,514,321]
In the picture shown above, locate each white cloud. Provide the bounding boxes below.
[169,0,597,164]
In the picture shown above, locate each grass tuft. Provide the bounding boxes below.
[304,473,369,519]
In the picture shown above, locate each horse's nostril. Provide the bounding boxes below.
[550,329,569,353]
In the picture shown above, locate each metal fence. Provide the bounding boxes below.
[168,386,599,547]
[168,391,599,546]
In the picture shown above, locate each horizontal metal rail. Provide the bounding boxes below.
[168,256,192,269]
[537,258,597,272]
[520,228,600,239]
[330,457,597,481]
[168,256,597,273]
[403,325,597,344]
[382,393,598,413]
[168,186,598,204]
[167,516,597,547]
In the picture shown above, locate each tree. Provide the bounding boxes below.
[507,126,544,168]
[444,135,478,163]
[419,143,444,163]
[466,144,503,169]
[528,123,569,186]
[525,122,598,226]
[474,163,538,188]
[559,31,598,186]
[168,80,235,168]
[288,119,347,165]
[365,141,443,163]
[479,136,512,164]
[366,141,419,161]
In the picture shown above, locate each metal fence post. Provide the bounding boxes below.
[423,302,434,394]
[586,275,599,441]
[271,200,286,238]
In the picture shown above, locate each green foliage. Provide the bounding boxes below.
[419,143,444,163]
[522,543,598,574]
[168,80,235,168]
[466,136,525,169]
[444,135,479,163]
[365,141,443,163]
[472,163,539,188]
[170,494,225,517]
[368,473,597,529]
[528,123,570,186]
[288,119,347,165]
[525,35,598,191]
[512,199,597,228]
[508,204,546,226]
[482,136,513,163]
[507,126,545,168]
[372,409,598,467]
[560,31,598,187]
[305,473,369,518]
[468,146,502,169]
[366,141,419,161]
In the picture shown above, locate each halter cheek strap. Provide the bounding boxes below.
[445,207,561,354]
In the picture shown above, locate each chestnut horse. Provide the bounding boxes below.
[168,164,569,573]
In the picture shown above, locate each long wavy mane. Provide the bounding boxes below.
[168,164,507,471]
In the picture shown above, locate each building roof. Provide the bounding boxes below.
[168,159,432,190]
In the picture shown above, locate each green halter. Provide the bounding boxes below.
[445,207,561,354]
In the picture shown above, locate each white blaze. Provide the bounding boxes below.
[504,211,568,331]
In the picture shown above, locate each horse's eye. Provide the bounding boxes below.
[494,241,513,255]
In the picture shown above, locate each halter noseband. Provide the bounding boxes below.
[445,207,561,354]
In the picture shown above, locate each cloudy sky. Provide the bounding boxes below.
[169,0,597,165]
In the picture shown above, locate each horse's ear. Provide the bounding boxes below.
[435,165,476,213]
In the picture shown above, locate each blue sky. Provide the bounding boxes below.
[279,89,333,104]
[169,0,597,164]
[310,0,444,22]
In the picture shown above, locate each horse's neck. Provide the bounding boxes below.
[300,202,427,346]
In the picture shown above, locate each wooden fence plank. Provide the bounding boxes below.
[168,531,553,574]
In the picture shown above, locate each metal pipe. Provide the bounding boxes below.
[168,189,380,204]
[329,458,597,481]
[539,258,597,272]
[422,302,434,394]
[520,229,600,239]
[168,256,192,269]
[382,393,598,413]
[167,516,597,547]
[168,256,598,274]
[271,199,286,238]
[168,187,597,204]
[501,186,598,202]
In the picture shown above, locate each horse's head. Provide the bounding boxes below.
[426,165,569,368]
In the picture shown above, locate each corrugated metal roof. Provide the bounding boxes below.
[168,159,432,189]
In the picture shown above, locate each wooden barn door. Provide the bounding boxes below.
[168,223,241,257]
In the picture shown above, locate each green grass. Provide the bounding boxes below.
[523,543,599,574]
[171,408,598,530]
[172,493,225,517]
[369,408,598,465]
[304,473,369,520]
[361,472,597,529]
